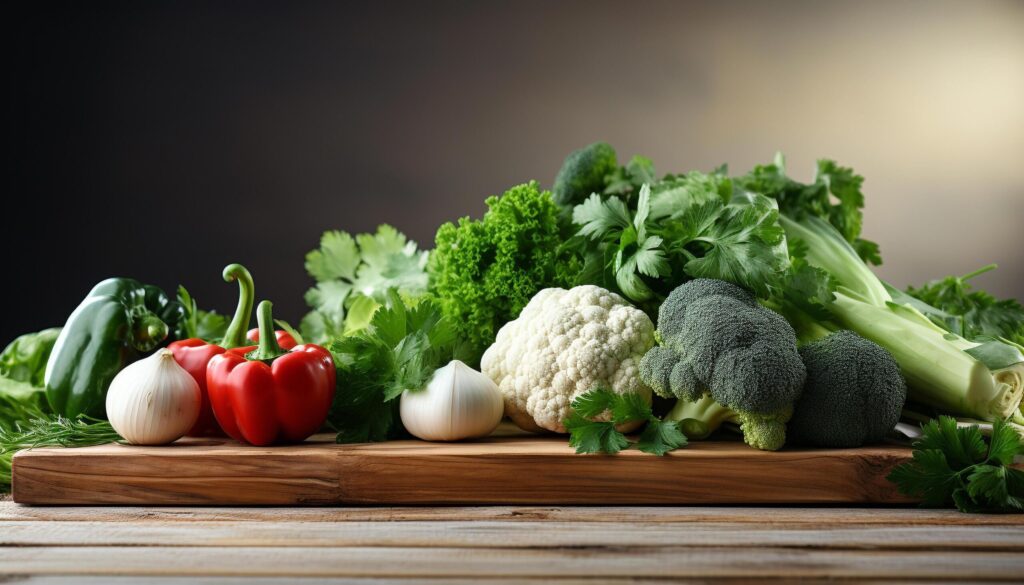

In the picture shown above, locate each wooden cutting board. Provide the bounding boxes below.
[11,424,916,506]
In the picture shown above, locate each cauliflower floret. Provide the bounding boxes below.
[481,285,656,433]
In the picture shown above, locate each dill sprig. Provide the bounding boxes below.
[0,413,122,491]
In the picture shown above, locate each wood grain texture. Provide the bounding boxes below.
[11,430,915,506]
[1,546,1022,579]
[6,503,1023,525]
[2,519,1023,550]
[1,503,1021,581]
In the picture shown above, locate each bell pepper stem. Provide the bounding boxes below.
[220,264,255,349]
[245,301,288,362]
[132,313,168,352]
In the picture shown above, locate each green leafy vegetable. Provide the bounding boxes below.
[888,416,1024,513]
[906,265,1024,345]
[734,153,881,265]
[1,377,49,431]
[176,286,230,342]
[303,225,429,343]
[563,388,687,456]
[571,177,789,314]
[429,182,582,363]
[329,290,464,443]
[0,328,60,387]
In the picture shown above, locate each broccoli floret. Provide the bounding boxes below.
[552,142,618,207]
[655,278,756,342]
[639,278,806,450]
[788,330,907,447]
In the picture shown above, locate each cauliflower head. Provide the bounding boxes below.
[481,285,656,433]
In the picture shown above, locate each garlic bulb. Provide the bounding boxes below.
[400,359,503,441]
[106,349,201,445]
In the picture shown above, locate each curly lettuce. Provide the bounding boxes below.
[428,181,582,363]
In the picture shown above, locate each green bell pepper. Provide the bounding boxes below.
[44,278,187,418]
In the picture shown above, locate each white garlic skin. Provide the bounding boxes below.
[400,359,503,441]
[105,349,201,445]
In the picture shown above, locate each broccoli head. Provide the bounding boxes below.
[551,142,618,207]
[788,330,907,447]
[639,278,807,450]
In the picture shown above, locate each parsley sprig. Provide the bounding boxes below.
[563,388,687,456]
[888,416,1024,513]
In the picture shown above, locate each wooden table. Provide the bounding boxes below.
[1,500,1022,582]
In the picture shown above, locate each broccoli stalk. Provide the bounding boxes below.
[778,215,1024,421]
[664,394,734,439]
[663,394,790,451]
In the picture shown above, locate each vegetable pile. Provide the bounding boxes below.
[1,141,1022,514]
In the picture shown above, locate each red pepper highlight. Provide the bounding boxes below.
[207,300,335,446]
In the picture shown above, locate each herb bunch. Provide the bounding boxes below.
[888,416,1024,513]
[329,290,466,443]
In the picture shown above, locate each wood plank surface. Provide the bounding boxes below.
[6,505,1023,525]
[1,502,1021,581]
[11,429,916,505]
[3,519,1024,550]
[2,545,1022,579]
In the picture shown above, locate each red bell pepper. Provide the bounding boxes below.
[207,300,335,446]
[168,264,255,436]
[246,327,297,350]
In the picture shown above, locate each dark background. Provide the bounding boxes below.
[8,0,1024,345]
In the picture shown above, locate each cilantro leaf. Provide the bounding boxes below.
[915,416,986,470]
[612,392,652,425]
[966,465,1022,511]
[565,414,629,455]
[306,230,360,282]
[569,388,619,419]
[669,194,788,298]
[987,417,1024,466]
[632,236,669,279]
[888,416,1024,513]
[302,226,429,343]
[888,448,959,508]
[563,389,687,456]
[637,419,688,456]
[570,173,790,313]
[572,194,631,240]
